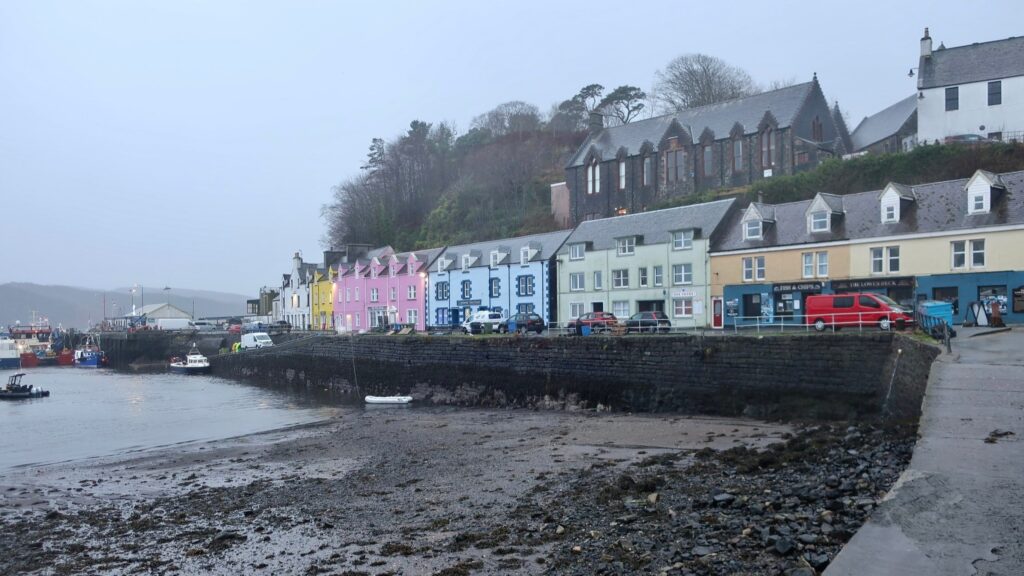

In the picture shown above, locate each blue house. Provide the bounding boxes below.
[429,230,572,329]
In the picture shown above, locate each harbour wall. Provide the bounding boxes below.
[208,333,940,420]
[98,331,307,370]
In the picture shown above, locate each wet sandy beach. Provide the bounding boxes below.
[0,407,795,575]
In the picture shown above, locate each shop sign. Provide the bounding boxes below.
[831,277,914,291]
[456,299,482,306]
[772,282,822,293]
[672,289,695,298]
[1013,286,1024,313]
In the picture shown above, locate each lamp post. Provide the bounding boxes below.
[163,286,172,313]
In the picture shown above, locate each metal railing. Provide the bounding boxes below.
[724,310,913,334]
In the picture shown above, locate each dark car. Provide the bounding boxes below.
[624,311,672,333]
[498,312,545,334]
[566,311,618,334]
[269,320,292,334]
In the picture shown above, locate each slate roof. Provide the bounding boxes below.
[567,82,816,167]
[561,198,736,253]
[439,230,574,269]
[918,35,1024,89]
[850,95,918,151]
[712,170,1024,252]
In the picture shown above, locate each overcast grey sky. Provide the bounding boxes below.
[2,1,1021,295]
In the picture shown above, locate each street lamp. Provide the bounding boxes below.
[163,286,172,312]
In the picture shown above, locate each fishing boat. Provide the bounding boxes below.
[0,373,50,400]
[169,345,211,375]
[74,336,106,368]
[8,321,54,368]
[0,337,20,370]
[364,395,413,404]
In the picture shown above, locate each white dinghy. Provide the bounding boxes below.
[364,395,413,405]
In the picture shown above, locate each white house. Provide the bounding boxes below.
[915,28,1024,144]
[279,252,318,330]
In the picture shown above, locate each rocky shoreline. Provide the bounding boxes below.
[0,408,912,575]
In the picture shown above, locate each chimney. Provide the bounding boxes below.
[757,191,764,205]
[588,111,604,134]
[921,27,932,58]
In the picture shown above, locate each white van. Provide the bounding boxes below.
[240,332,274,350]
[192,320,218,332]
[154,318,194,331]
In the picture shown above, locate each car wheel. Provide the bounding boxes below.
[879,318,891,331]
[814,319,826,332]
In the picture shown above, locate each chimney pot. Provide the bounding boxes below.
[921,27,933,58]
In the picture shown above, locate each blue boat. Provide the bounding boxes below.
[74,336,106,368]
[0,337,19,370]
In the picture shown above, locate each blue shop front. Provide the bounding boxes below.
[723,281,826,327]
[915,271,1024,325]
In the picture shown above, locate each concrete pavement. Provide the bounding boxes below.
[826,328,1024,575]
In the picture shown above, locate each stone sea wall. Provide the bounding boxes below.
[209,333,940,420]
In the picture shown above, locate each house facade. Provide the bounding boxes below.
[278,252,319,330]
[850,94,918,154]
[565,77,851,223]
[429,231,572,328]
[557,199,735,328]
[333,247,442,332]
[915,29,1024,144]
[710,169,1024,326]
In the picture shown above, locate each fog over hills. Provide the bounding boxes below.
[0,283,249,329]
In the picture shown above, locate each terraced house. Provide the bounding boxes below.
[332,247,442,332]
[556,199,736,328]
[429,231,572,328]
[565,76,851,223]
[709,169,1024,327]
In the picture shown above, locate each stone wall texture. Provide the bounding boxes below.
[208,333,940,420]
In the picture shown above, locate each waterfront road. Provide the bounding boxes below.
[827,327,1024,575]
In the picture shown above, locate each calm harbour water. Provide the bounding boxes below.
[0,367,341,471]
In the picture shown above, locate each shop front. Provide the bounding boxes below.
[916,271,1024,325]
[722,283,773,327]
[831,277,916,307]
[771,281,825,324]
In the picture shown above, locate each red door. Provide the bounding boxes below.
[712,297,724,329]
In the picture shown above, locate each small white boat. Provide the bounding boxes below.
[364,395,413,404]
[169,344,211,375]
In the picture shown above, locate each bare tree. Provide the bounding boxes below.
[654,54,757,112]
[471,101,542,137]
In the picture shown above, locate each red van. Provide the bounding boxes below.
[805,293,914,331]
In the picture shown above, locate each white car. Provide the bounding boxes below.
[461,311,506,334]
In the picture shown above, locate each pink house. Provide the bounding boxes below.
[333,247,443,332]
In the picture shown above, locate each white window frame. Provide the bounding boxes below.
[887,246,900,273]
[490,251,500,268]
[594,271,603,290]
[743,257,754,281]
[810,211,829,232]
[951,241,966,269]
[755,256,766,280]
[406,309,418,326]
[520,246,530,265]
[612,300,630,318]
[370,288,379,302]
[871,247,884,274]
[802,252,814,278]
[639,267,648,287]
[743,256,766,282]
[971,239,986,268]
[389,286,397,301]
[569,272,585,291]
[816,251,828,277]
[671,263,692,285]
[569,244,585,260]
[653,265,663,287]
[612,269,629,288]
[672,297,694,318]
[616,237,636,256]
[884,205,896,223]
[407,285,416,300]
[969,193,987,214]
[744,220,762,240]
[672,230,694,251]
[618,159,626,189]
[570,302,585,318]
[461,254,471,272]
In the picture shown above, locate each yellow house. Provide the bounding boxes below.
[710,169,1024,327]
[310,267,336,331]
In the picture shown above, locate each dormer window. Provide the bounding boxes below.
[520,247,530,265]
[569,244,585,260]
[672,230,693,250]
[744,220,762,240]
[969,192,987,214]
[437,258,448,274]
[810,211,829,232]
[616,237,636,256]
[490,251,500,268]
[461,254,471,271]
[884,205,897,222]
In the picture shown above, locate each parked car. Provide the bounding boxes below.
[624,311,672,333]
[243,320,266,332]
[566,311,619,334]
[943,133,991,145]
[805,293,914,332]
[498,312,545,334]
[227,324,242,335]
[240,332,274,350]
[223,318,242,330]
[462,310,506,335]
[269,320,291,334]
[191,320,218,332]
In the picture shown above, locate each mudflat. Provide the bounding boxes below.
[0,407,912,575]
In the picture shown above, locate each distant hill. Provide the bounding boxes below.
[0,283,249,329]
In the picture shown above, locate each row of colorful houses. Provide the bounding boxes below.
[269,168,1024,331]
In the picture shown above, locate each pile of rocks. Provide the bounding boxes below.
[509,422,915,575]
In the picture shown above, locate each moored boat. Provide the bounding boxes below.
[169,345,211,375]
[8,321,54,367]
[74,336,106,368]
[364,395,413,404]
[0,373,50,400]
[0,337,20,370]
